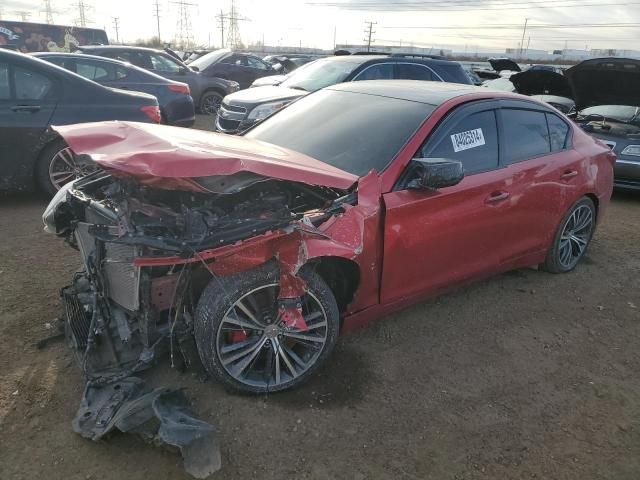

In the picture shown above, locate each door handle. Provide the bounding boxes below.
[561,170,578,180]
[485,191,510,203]
[11,105,41,113]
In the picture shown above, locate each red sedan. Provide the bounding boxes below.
[45,81,615,394]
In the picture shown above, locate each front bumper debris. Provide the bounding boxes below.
[73,377,221,479]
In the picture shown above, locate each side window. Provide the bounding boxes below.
[0,63,10,100]
[221,54,246,66]
[14,67,52,100]
[75,60,113,81]
[546,113,569,151]
[150,54,181,73]
[501,109,551,164]
[396,64,436,81]
[354,63,394,81]
[247,56,269,70]
[422,110,499,174]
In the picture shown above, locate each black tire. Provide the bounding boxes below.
[199,90,224,116]
[194,263,340,393]
[541,196,596,273]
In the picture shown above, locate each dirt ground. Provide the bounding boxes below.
[1,126,640,479]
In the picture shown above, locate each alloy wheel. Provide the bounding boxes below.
[558,204,594,269]
[202,93,222,116]
[48,147,96,190]
[215,284,329,390]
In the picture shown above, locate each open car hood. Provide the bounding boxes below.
[511,70,572,98]
[52,122,358,192]
[565,57,640,111]
[488,57,521,72]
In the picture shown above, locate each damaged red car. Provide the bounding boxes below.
[44,80,615,394]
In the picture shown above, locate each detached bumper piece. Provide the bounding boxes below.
[73,377,221,479]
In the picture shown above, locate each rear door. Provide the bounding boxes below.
[0,60,58,187]
[246,55,274,83]
[380,100,524,303]
[495,100,580,254]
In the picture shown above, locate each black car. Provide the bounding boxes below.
[0,49,160,194]
[188,49,278,89]
[75,45,240,115]
[567,57,640,190]
[34,52,195,127]
[216,54,472,134]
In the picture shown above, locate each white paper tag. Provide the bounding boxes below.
[451,128,485,153]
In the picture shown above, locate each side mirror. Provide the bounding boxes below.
[406,158,464,190]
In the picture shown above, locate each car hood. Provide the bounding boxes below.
[565,57,640,110]
[251,75,288,87]
[510,70,572,98]
[488,58,521,72]
[52,121,358,191]
[224,85,306,105]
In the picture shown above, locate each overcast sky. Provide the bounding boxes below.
[1,0,639,52]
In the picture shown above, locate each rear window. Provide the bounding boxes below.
[245,89,434,177]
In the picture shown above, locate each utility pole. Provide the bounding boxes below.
[153,0,161,43]
[519,17,529,57]
[216,9,225,48]
[112,17,120,43]
[15,11,31,21]
[74,0,91,27]
[363,20,376,52]
[42,0,54,24]
[333,25,336,51]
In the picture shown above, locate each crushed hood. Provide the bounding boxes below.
[510,70,572,98]
[224,85,306,105]
[52,121,358,191]
[488,57,521,72]
[565,57,640,111]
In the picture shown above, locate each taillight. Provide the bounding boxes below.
[168,83,191,95]
[141,105,161,123]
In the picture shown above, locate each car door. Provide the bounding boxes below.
[494,100,580,254]
[210,54,249,87]
[0,60,58,187]
[246,55,274,83]
[380,100,524,304]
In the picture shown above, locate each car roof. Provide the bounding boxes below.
[326,80,486,106]
[78,45,165,53]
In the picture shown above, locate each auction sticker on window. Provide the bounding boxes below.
[451,128,485,152]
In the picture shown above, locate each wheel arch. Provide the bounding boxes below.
[304,256,361,315]
[584,192,599,219]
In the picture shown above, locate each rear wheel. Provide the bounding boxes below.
[199,90,223,116]
[542,197,596,273]
[194,264,340,393]
[36,139,98,196]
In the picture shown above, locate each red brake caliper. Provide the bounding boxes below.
[278,299,308,331]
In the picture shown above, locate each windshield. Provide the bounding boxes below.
[189,49,231,71]
[483,77,515,92]
[245,89,434,177]
[280,58,361,92]
[580,105,640,124]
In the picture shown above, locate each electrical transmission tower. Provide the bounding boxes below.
[363,20,376,52]
[74,0,92,27]
[15,11,32,21]
[42,0,55,24]
[153,0,162,43]
[171,1,195,49]
[112,17,120,43]
[217,1,249,50]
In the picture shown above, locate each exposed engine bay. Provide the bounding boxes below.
[578,115,640,139]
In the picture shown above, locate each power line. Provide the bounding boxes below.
[379,22,640,30]
[42,0,55,24]
[112,16,120,43]
[14,11,31,21]
[308,0,640,10]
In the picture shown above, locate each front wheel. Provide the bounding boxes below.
[542,197,596,273]
[194,264,340,393]
[36,139,98,196]
[199,90,223,116]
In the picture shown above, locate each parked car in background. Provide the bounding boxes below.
[567,57,640,190]
[0,49,160,194]
[34,52,195,127]
[250,59,318,88]
[188,49,279,89]
[75,45,240,115]
[483,68,575,113]
[216,53,472,134]
[44,81,614,394]
[0,20,107,52]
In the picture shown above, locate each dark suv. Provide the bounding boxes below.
[216,54,471,134]
[188,49,278,89]
[75,45,240,115]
